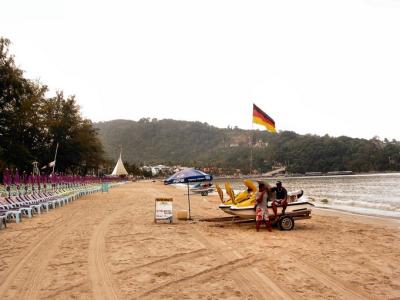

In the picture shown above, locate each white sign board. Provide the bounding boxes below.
[154,198,173,223]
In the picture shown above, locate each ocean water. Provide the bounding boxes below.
[215,173,400,219]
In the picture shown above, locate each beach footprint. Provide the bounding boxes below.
[154,271,171,277]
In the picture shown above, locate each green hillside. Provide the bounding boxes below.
[95,118,400,174]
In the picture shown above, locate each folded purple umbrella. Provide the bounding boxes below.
[28,174,34,185]
[22,172,28,184]
[13,169,20,185]
[3,168,11,185]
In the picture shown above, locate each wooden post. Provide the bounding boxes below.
[187,182,192,220]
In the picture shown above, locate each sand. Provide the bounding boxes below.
[0,181,399,299]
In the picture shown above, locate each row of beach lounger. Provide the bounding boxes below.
[0,182,120,229]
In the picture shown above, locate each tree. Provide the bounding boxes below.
[0,37,106,179]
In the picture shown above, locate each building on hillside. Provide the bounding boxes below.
[254,140,269,148]
[141,165,174,176]
[202,167,223,175]
[141,166,152,173]
[151,165,173,176]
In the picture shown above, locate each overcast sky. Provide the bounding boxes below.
[1,0,400,140]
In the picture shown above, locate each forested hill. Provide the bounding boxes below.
[95,118,400,174]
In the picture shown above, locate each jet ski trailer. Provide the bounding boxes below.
[229,201,314,231]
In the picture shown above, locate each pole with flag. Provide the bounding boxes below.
[51,143,59,175]
[250,103,277,174]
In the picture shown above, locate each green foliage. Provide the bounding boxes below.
[96,119,400,174]
[123,161,151,177]
[96,118,226,165]
[0,37,105,176]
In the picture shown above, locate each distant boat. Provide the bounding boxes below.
[326,171,353,175]
[190,182,214,196]
[305,172,323,176]
[304,171,353,176]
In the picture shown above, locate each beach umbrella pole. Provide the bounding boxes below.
[187,182,192,220]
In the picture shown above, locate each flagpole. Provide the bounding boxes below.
[52,143,59,175]
[251,103,277,176]
[250,105,254,175]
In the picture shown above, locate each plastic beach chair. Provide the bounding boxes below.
[0,213,7,229]
[19,193,53,212]
[1,197,33,218]
[11,195,42,215]
[0,208,22,223]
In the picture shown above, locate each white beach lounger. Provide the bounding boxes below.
[0,209,22,223]
[0,214,7,229]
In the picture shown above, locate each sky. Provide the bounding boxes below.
[1,0,400,140]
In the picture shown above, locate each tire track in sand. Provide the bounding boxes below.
[147,196,292,298]
[20,204,95,300]
[196,221,372,300]
[138,254,257,299]
[0,207,82,299]
[192,230,297,300]
[167,192,368,299]
[114,248,207,275]
[293,257,373,300]
[215,229,371,299]
[88,206,128,300]
[141,227,295,300]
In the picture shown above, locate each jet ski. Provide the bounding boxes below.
[218,180,313,221]
[190,182,214,196]
[217,179,257,215]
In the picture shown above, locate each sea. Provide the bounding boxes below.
[215,173,400,219]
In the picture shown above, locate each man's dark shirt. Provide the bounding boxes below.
[271,186,287,200]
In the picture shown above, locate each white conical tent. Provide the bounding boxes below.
[111,153,128,176]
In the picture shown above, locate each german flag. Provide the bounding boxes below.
[252,104,276,133]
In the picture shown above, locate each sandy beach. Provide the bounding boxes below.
[0,182,399,299]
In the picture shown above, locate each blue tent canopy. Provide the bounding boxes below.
[164,168,213,220]
[164,168,213,185]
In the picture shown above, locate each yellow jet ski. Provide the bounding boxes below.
[216,183,236,216]
[217,180,257,215]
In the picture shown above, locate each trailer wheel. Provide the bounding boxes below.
[278,216,294,231]
[201,191,208,196]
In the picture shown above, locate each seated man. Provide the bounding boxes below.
[271,181,288,216]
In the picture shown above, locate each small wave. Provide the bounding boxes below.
[329,199,400,212]
[303,195,400,218]
[316,204,400,219]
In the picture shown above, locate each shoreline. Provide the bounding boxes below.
[214,171,400,180]
[211,173,400,220]
[313,207,400,226]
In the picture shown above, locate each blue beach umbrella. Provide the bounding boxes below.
[164,168,213,219]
